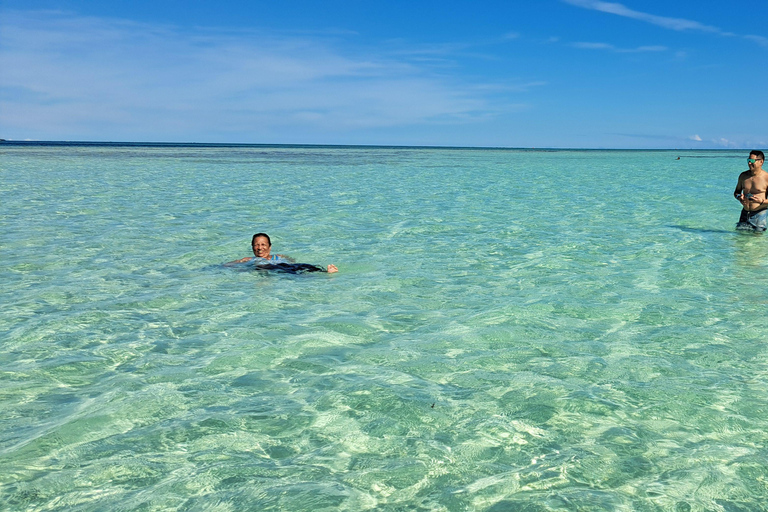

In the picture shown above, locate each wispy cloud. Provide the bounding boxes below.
[563,0,767,47]
[744,35,768,48]
[571,42,667,53]
[0,10,533,142]
[562,0,724,33]
[615,132,749,148]
[717,137,735,147]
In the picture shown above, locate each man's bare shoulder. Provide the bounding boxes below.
[738,169,758,180]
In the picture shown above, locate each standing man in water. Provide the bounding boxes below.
[734,150,768,231]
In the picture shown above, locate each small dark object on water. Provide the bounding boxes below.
[431,403,435,408]
[254,262,327,274]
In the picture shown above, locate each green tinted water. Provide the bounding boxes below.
[2,145,767,511]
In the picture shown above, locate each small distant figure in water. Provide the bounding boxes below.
[676,156,681,160]
[734,150,768,232]
[227,233,338,273]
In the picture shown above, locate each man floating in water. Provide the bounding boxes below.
[734,150,768,232]
[226,233,338,273]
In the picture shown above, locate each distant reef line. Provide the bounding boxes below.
[0,140,749,152]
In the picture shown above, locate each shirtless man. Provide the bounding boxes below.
[734,151,768,231]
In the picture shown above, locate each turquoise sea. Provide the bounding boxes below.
[2,143,768,511]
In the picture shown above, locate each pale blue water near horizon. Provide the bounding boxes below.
[3,144,768,511]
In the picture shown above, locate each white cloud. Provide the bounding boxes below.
[688,136,740,148]
[718,137,735,147]
[744,35,768,48]
[562,0,722,33]
[0,10,533,141]
[572,42,614,50]
[562,0,766,47]
[571,42,666,53]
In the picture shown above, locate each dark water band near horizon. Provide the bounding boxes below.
[2,143,767,511]
[0,138,758,152]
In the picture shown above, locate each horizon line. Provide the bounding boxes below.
[0,139,748,151]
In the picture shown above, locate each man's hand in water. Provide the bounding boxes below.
[327,264,338,273]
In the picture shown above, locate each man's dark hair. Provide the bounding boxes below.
[750,150,765,161]
[252,233,271,246]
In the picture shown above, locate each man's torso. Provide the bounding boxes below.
[740,169,768,211]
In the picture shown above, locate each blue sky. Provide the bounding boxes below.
[1,0,766,148]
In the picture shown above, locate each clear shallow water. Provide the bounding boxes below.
[2,144,768,511]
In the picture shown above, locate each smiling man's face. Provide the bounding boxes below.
[252,236,271,259]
